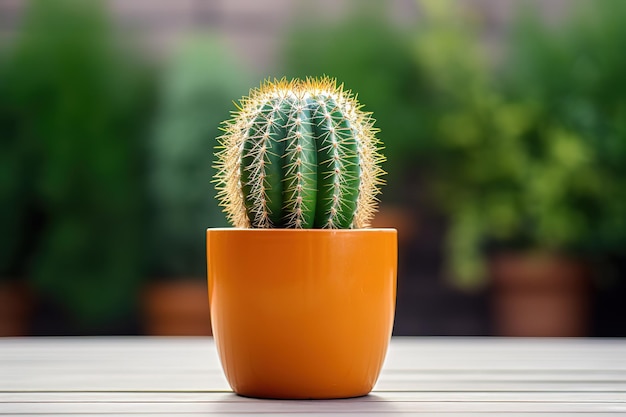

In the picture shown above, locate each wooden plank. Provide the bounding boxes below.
[384,338,626,371]
[0,337,230,392]
[1,398,626,414]
[1,337,626,415]
[2,337,625,372]
[2,391,626,403]
[3,371,626,392]
[1,337,626,392]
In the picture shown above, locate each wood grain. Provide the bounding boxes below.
[0,337,625,415]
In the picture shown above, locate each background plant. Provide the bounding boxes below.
[149,38,251,278]
[0,49,35,284]
[505,0,626,258]
[413,0,626,288]
[406,0,520,287]
[3,0,154,330]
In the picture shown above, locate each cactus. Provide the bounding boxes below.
[215,77,384,229]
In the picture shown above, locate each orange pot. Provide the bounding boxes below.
[206,228,397,399]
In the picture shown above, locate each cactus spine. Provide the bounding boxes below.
[215,77,384,229]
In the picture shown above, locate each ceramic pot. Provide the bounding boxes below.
[206,228,397,399]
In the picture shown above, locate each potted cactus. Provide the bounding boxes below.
[208,77,397,399]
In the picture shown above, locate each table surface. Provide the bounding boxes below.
[1,337,625,416]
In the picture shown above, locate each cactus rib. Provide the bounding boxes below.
[311,96,359,228]
[240,101,286,227]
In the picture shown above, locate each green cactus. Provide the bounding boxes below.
[215,77,384,229]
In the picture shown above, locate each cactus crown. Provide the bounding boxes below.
[214,77,384,229]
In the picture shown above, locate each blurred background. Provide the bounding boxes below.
[1,0,625,337]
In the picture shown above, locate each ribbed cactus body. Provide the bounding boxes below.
[215,77,384,229]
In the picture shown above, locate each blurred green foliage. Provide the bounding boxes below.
[419,0,626,287]
[1,0,154,327]
[0,48,34,280]
[410,0,511,286]
[148,38,251,278]
[505,0,626,255]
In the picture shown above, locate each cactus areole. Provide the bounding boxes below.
[215,77,385,229]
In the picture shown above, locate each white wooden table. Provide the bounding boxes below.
[1,337,625,416]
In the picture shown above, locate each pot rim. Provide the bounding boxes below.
[207,227,396,233]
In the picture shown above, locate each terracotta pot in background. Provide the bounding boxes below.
[370,205,418,245]
[207,228,397,399]
[142,280,212,336]
[490,252,590,337]
[0,281,33,337]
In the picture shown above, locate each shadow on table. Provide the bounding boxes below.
[203,393,402,414]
